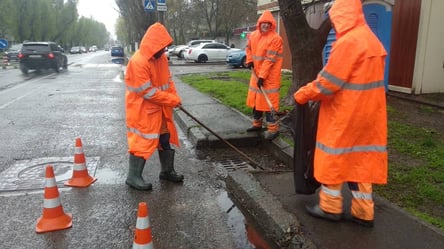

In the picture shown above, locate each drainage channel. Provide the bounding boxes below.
[197,146,287,249]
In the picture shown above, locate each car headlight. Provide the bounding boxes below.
[231,53,240,58]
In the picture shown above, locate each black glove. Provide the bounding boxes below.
[247,62,254,70]
[257,78,264,88]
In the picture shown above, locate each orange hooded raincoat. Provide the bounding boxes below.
[125,23,181,160]
[294,0,388,185]
[246,10,283,112]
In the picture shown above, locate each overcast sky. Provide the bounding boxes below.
[77,0,119,38]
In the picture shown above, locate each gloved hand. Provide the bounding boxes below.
[247,62,254,70]
[257,78,264,88]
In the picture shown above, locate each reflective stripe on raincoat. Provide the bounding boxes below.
[294,0,388,184]
[246,10,283,112]
[125,22,181,160]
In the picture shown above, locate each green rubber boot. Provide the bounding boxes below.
[125,154,152,191]
[158,149,184,182]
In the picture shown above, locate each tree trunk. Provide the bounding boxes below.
[278,0,331,96]
[278,0,332,194]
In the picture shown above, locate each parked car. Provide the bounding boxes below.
[164,47,170,60]
[171,45,187,58]
[184,42,240,63]
[70,46,81,54]
[226,49,247,68]
[167,45,176,57]
[173,40,216,59]
[18,41,67,74]
[89,45,98,52]
[4,43,22,63]
[187,39,216,47]
[111,46,124,57]
[80,46,87,53]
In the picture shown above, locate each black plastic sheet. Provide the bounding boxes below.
[293,101,321,194]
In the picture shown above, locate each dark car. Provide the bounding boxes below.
[4,44,22,63]
[226,49,247,68]
[111,46,124,57]
[18,41,67,74]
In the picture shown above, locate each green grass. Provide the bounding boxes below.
[181,73,251,114]
[375,119,444,229]
[180,70,444,231]
[180,70,292,115]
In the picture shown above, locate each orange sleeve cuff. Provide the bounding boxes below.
[294,90,308,104]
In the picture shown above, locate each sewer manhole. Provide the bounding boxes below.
[0,157,99,192]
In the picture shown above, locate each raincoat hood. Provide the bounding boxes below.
[139,22,173,59]
[256,10,277,33]
[329,0,366,38]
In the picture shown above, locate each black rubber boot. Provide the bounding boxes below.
[305,204,342,221]
[263,130,279,140]
[125,154,152,191]
[351,216,374,228]
[158,149,184,182]
[264,121,279,140]
[246,126,263,132]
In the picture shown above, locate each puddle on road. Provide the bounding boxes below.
[216,189,272,249]
[93,168,126,184]
[196,145,281,249]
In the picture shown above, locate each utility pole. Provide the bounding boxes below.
[158,11,164,24]
[157,0,167,24]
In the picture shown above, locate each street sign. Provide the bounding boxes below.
[157,5,167,11]
[157,0,166,5]
[0,39,8,49]
[144,0,156,12]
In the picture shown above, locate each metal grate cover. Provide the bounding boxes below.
[0,157,99,192]
[213,156,250,171]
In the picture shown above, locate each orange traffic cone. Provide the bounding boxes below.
[65,137,97,187]
[133,202,154,249]
[36,165,72,233]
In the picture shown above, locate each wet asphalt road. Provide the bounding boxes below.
[0,52,256,248]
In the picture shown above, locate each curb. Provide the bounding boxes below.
[174,104,305,247]
[173,108,263,150]
[226,170,317,249]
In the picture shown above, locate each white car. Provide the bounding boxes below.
[164,47,169,60]
[184,42,240,63]
[187,39,216,47]
[172,40,216,59]
[171,45,187,58]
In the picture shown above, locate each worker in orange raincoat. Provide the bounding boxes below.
[294,0,388,227]
[124,22,184,191]
[245,10,283,140]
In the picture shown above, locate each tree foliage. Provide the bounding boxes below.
[0,0,110,49]
[0,0,16,39]
[115,0,257,46]
[115,0,157,51]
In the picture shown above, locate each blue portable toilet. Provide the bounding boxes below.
[322,1,393,90]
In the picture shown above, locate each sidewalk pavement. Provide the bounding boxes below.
[172,74,444,249]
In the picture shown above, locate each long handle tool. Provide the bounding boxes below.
[178,106,264,170]
[251,69,278,119]
[250,69,294,128]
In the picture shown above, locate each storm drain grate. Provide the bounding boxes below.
[0,157,99,192]
[213,156,250,171]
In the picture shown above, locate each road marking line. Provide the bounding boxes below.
[0,74,54,110]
